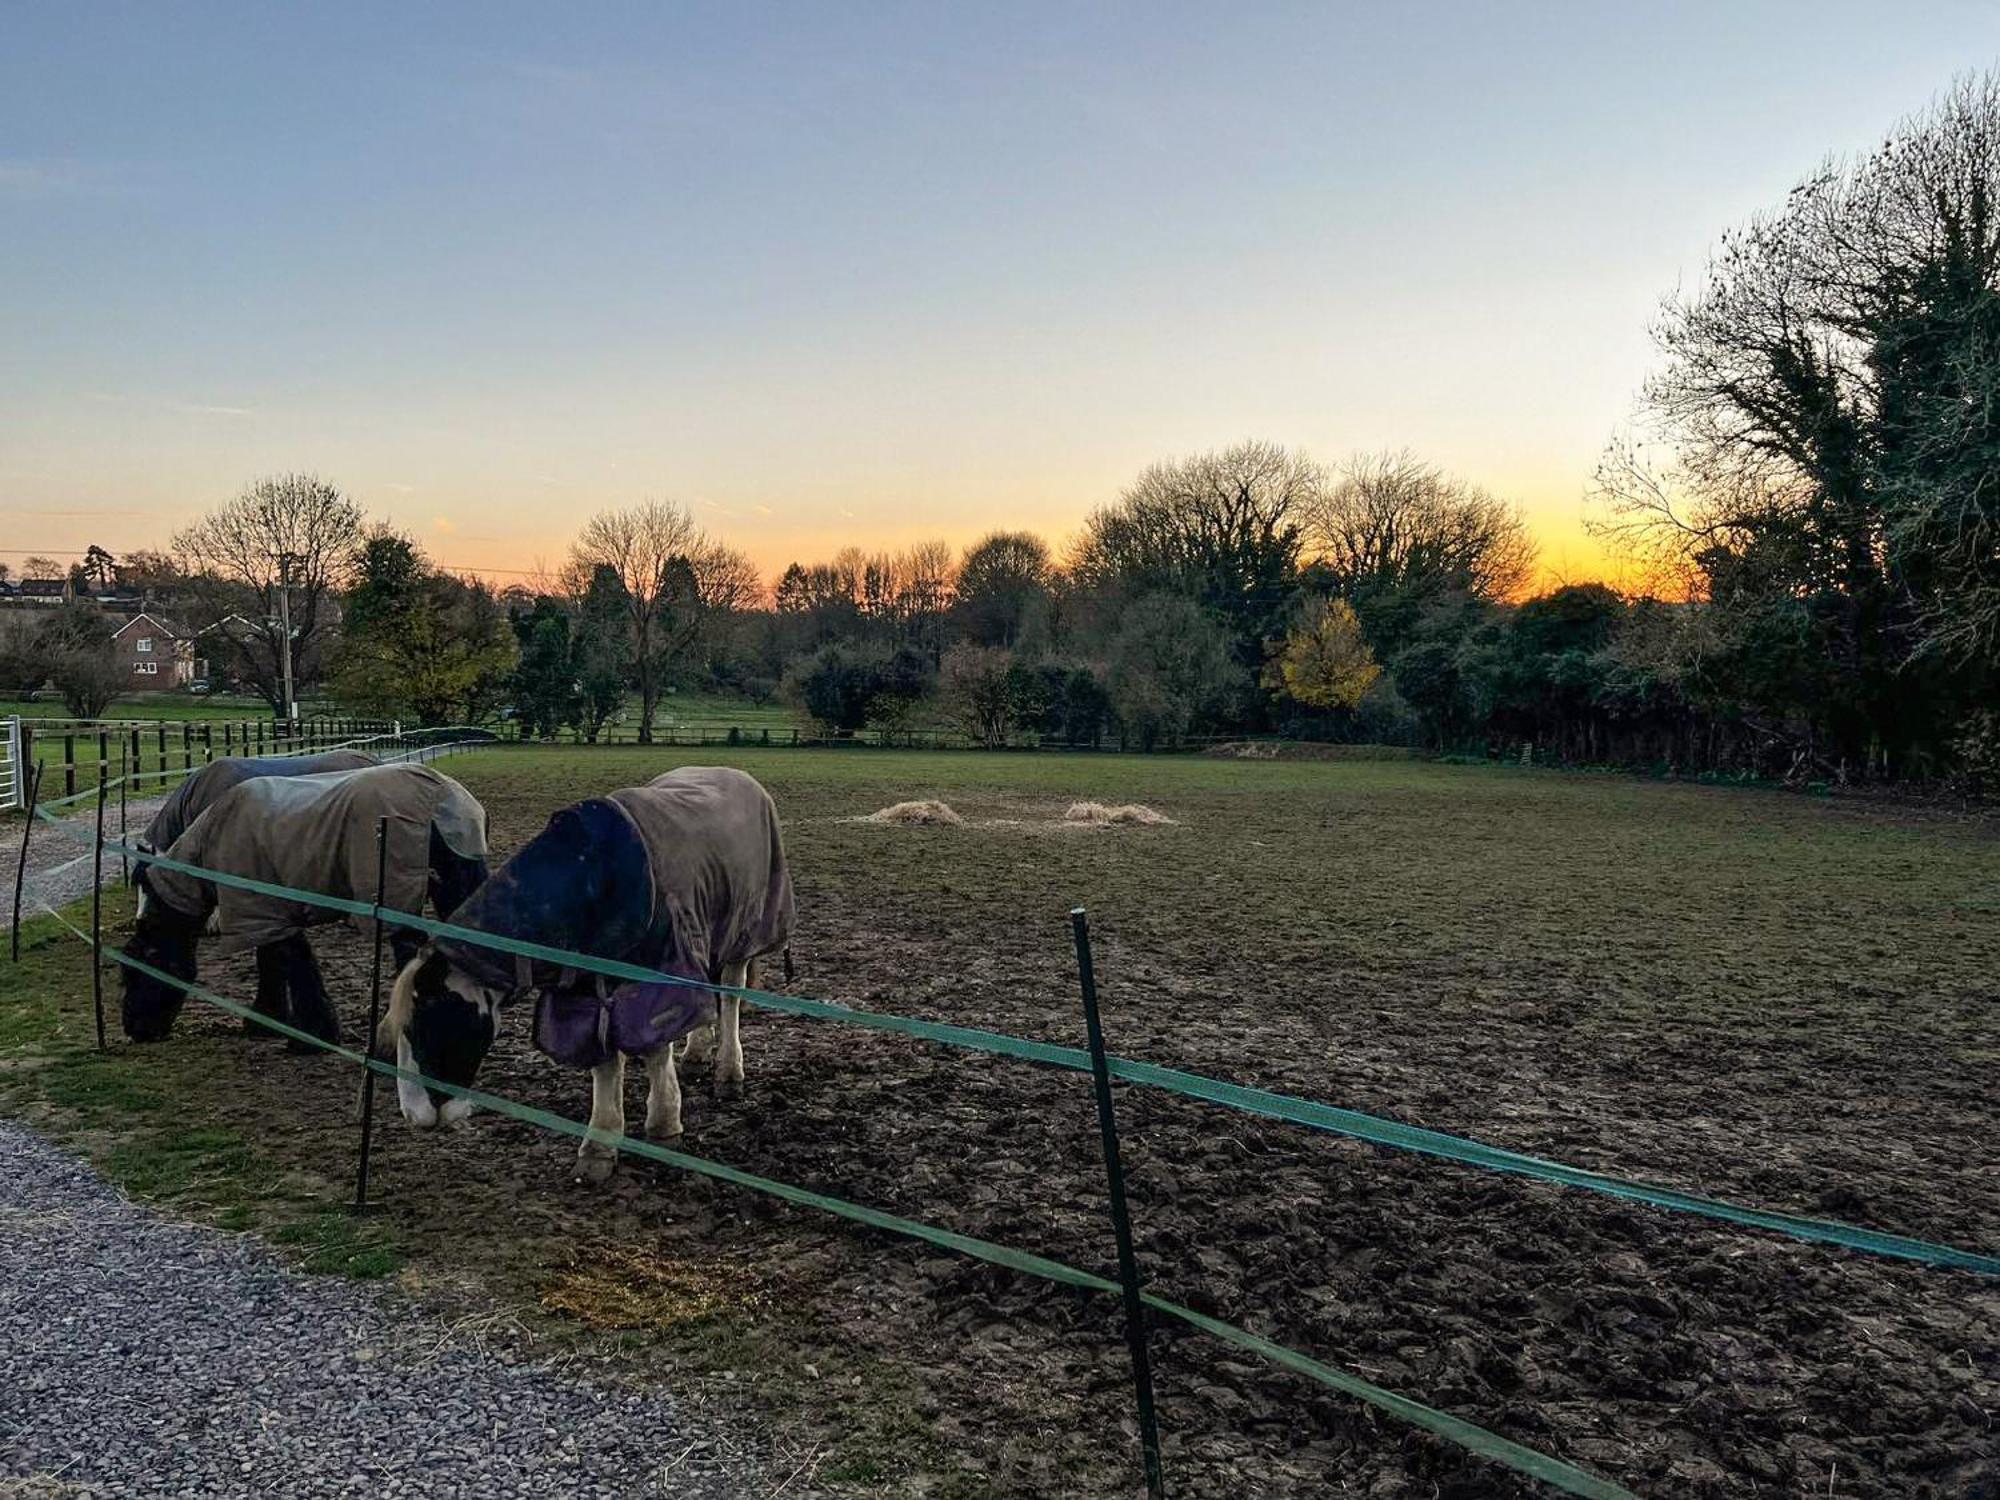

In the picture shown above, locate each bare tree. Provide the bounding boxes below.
[1070,440,1317,668]
[566,500,758,741]
[1301,450,1536,603]
[173,474,364,712]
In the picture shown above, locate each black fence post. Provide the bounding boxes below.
[1070,907,1166,1498]
[63,733,75,801]
[353,816,390,1214]
[91,769,108,1051]
[10,762,44,962]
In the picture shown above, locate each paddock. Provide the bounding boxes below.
[6,746,1996,1496]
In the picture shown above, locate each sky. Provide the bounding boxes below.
[5,2,1997,589]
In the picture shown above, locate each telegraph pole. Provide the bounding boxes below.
[276,552,298,725]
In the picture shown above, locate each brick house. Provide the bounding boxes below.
[111,613,207,687]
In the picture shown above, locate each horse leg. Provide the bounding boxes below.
[678,996,717,1067]
[643,1044,683,1141]
[575,1052,626,1185]
[281,935,341,1053]
[250,943,289,1039]
[714,962,748,1100]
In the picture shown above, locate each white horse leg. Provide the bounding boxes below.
[644,1044,683,1141]
[576,1053,626,1184]
[715,963,747,1100]
[678,995,717,1066]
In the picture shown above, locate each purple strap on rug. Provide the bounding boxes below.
[533,963,714,1069]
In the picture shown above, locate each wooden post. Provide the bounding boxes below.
[353,816,390,1213]
[63,733,75,801]
[1070,907,1165,1499]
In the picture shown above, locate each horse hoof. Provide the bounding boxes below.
[715,1077,743,1102]
[574,1152,617,1187]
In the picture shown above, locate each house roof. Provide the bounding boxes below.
[111,611,189,640]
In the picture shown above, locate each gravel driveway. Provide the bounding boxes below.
[3,792,167,932]
[0,1122,767,1498]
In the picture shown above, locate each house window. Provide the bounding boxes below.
[137,661,157,675]
[136,637,152,653]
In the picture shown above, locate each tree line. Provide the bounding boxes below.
[7,74,1996,787]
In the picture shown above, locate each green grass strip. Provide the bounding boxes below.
[74,922,1634,1499]
[67,817,2000,1276]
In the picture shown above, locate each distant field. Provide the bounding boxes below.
[0,692,279,722]
[4,748,1993,1495]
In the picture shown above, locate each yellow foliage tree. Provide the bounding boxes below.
[1264,597,1380,709]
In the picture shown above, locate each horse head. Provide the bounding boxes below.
[120,866,206,1042]
[380,948,507,1128]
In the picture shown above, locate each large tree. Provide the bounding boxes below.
[333,532,517,726]
[1303,451,1535,628]
[955,531,1054,648]
[1071,441,1315,673]
[173,473,364,713]
[566,501,757,742]
[1598,73,2000,777]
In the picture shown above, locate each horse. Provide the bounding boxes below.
[121,764,490,1052]
[378,766,795,1182]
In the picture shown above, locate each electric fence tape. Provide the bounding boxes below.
[57,808,1999,1279]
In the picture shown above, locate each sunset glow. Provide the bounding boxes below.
[4,5,1992,591]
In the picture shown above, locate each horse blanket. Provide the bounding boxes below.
[148,764,489,954]
[141,750,381,853]
[435,766,794,1068]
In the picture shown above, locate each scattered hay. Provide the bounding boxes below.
[540,1243,770,1332]
[862,799,964,826]
[1063,800,1176,827]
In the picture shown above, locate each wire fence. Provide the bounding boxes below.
[11,764,1998,1497]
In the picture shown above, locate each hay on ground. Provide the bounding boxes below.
[1063,800,1175,826]
[864,799,964,826]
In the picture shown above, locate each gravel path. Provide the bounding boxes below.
[0,1121,767,1498]
[3,792,168,931]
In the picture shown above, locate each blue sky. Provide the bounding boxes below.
[4,2,1997,580]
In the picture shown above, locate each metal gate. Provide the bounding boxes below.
[1,716,20,812]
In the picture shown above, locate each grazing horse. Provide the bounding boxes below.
[138,749,382,857]
[122,764,489,1050]
[379,766,795,1182]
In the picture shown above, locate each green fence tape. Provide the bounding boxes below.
[64,818,1999,1276]
[76,922,1634,1500]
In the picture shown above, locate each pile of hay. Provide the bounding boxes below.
[541,1243,768,1332]
[864,799,964,826]
[1063,800,1175,827]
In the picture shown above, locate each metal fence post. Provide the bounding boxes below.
[10,762,45,962]
[91,769,108,1051]
[352,816,390,1213]
[1070,906,1166,1498]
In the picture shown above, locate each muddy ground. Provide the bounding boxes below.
[52,749,2000,1495]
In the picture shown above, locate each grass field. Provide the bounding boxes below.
[4,749,1995,1495]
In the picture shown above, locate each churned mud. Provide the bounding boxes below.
[78,751,2000,1496]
